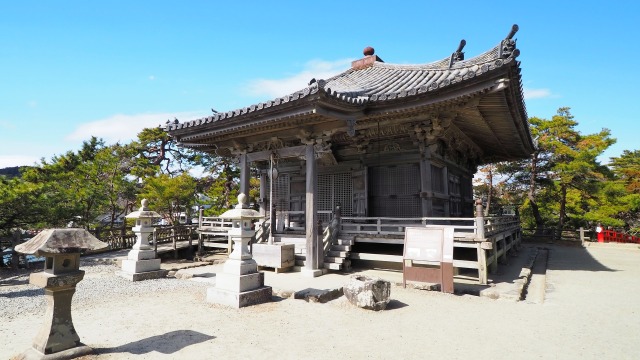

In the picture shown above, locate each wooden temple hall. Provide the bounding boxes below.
[167,25,535,283]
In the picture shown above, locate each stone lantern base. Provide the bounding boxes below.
[206,258,272,308]
[14,271,93,360]
[118,249,167,282]
[17,344,93,360]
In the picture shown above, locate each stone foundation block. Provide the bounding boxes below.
[16,344,93,360]
[117,269,168,282]
[216,272,264,293]
[121,258,161,273]
[206,286,272,308]
[222,258,258,275]
[127,249,156,261]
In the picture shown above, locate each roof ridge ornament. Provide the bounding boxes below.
[351,46,383,70]
[499,24,519,59]
[449,39,466,68]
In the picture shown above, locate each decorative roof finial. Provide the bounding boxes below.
[505,24,519,40]
[449,39,466,68]
[499,24,519,59]
[236,193,248,209]
[363,46,375,56]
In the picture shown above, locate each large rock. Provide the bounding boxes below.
[343,275,391,311]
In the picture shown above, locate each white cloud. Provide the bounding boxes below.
[245,58,354,98]
[65,111,207,143]
[523,87,552,100]
[0,155,40,168]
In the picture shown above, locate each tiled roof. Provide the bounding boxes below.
[167,28,522,133]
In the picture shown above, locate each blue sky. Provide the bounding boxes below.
[1,1,638,168]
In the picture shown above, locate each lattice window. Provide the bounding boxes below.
[450,197,462,217]
[273,173,290,213]
[318,172,353,223]
[432,198,446,217]
[431,165,444,193]
[368,164,421,217]
[448,173,461,196]
[461,176,472,198]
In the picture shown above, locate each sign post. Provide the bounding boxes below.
[403,227,454,293]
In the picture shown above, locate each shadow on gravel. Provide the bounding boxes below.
[0,288,43,298]
[544,245,616,272]
[385,299,408,310]
[94,330,215,355]
[0,277,30,287]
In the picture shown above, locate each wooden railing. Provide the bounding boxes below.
[152,225,198,258]
[198,216,233,235]
[336,213,519,241]
[339,217,479,240]
[267,210,333,233]
[101,233,137,250]
[484,216,520,237]
[196,211,234,254]
[600,229,640,244]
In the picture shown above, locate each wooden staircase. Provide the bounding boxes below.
[324,238,353,271]
[293,238,353,272]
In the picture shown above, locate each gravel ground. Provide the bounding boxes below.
[2,244,640,359]
[0,260,209,321]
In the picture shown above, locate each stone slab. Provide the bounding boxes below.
[215,272,264,293]
[117,269,168,282]
[127,249,156,261]
[293,287,344,303]
[14,344,93,360]
[121,258,161,273]
[206,286,272,308]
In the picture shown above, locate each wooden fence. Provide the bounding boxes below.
[100,233,137,251]
[153,225,198,258]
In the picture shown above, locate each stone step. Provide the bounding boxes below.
[332,245,351,251]
[324,262,342,271]
[324,256,345,264]
[327,250,349,258]
[337,239,354,246]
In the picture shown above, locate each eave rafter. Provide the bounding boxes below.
[445,121,484,158]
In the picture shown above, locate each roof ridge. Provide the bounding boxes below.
[167,25,522,132]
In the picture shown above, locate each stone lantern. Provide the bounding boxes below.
[119,199,167,281]
[14,228,107,359]
[206,193,272,308]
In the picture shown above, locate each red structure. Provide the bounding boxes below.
[600,230,640,244]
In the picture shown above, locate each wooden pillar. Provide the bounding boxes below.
[419,149,433,217]
[443,166,450,217]
[475,199,485,240]
[476,243,488,285]
[305,144,319,273]
[259,172,267,217]
[239,153,250,197]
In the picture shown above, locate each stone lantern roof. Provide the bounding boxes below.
[125,199,162,219]
[15,228,107,255]
[220,194,263,220]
